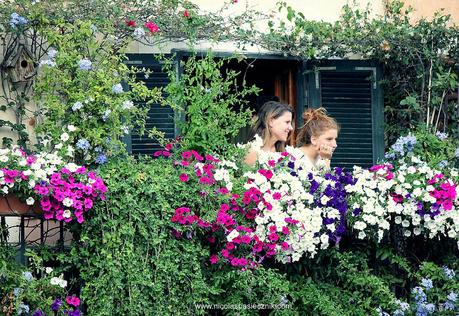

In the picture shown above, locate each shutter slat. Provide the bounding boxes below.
[321,71,373,169]
[128,57,174,156]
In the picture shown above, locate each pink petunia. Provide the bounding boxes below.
[282,226,290,235]
[179,173,189,182]
[144,21,159,33]
[84,198,93,209]
[66,295,80,307]
[209,254,218,264]
[241,235,251,244]
[281,242,289,250]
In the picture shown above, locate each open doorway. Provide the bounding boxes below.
[223,58,299,144]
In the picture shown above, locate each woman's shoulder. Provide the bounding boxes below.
[289,146,315,171]
[244,149,258,166]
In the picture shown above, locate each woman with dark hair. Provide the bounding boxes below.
[244,101,294,166]
[296,107,339,170]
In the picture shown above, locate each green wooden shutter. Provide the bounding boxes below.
[125,54,175,155]
[321,71,373,169]
[306,61,384,169]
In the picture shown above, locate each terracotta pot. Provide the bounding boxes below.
[0,194,42,216]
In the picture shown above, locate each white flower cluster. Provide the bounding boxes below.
[243,149,338,262]
[50,274,67,288]
[349,156,459,245]
[0,140,87,203]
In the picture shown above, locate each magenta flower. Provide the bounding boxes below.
[83,198,93,209]
[144,21,159,33]
[209,255,218,264]
[65,295,80,307]
[179,173,189,182]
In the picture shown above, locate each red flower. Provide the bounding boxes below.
[209,255,218,264]
[125,20,136,27]
[183,10,190,18]
[179,173,189,182]
[144,21,159,33]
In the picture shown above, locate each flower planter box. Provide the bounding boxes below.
[0,195,41,216]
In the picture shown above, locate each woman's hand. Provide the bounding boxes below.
[318,144,334,160]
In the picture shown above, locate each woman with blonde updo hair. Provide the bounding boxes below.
[244,101,294,166]
[296,107,339,170]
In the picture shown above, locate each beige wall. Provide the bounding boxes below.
[401,0,459,24]
[191,0,385,22]
[128,0,385,54]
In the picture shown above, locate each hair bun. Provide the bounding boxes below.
[302,107,327,123]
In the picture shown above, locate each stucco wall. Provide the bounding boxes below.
[128,0,385,54]
[402,0,459,24]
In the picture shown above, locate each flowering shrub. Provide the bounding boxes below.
[242,149,355,263]
[33,20,161,165]
[169,136,459,268]
[0,146,106,223]
[169,141,357,267]
[0,248,81,316]
[348,155,459,243]
[378,263,459,316]
[384,129,459,171]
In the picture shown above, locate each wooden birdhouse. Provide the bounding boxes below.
[5,44,36,83]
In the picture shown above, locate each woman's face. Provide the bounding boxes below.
[269,111,293,143]
[312,128,338,151]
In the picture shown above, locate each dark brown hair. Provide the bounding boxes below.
[296,107,339,146]
[250,101,293,152]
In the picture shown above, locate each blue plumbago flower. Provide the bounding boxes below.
[39,59,56,67]
[438,160,449,168]
[72,101,83,111]
[102,109,111,121]
[375,307,390,316]
[22,271,33,282]
[444,300,455,311]
[393,310,404,316]
[122,100,134,110]
[121,125,129,134]
[412,286,427,303]
[112,83,123,94]
[48,48,58,59]
[13,287,23,297]
[390,134,417,157]
[436,131,448,141]
[76,138,90,151]
[447,291,457,302]
[78,58,92,71]
[395,299,410,311]
[424,303,435,313]
[18,303,30,315]
[443,266,455,279]
[133,27,146,39]
[95,154,107,164]
[385,152,396,160]
[10,13,28,28]
[421,278,433,291]
[94,146,103,153]
[455,148,459,159]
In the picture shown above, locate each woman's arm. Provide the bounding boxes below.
[244,150,258,166]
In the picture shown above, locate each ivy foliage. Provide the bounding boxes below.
[163,52,259,154]
[72,156,291,315]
